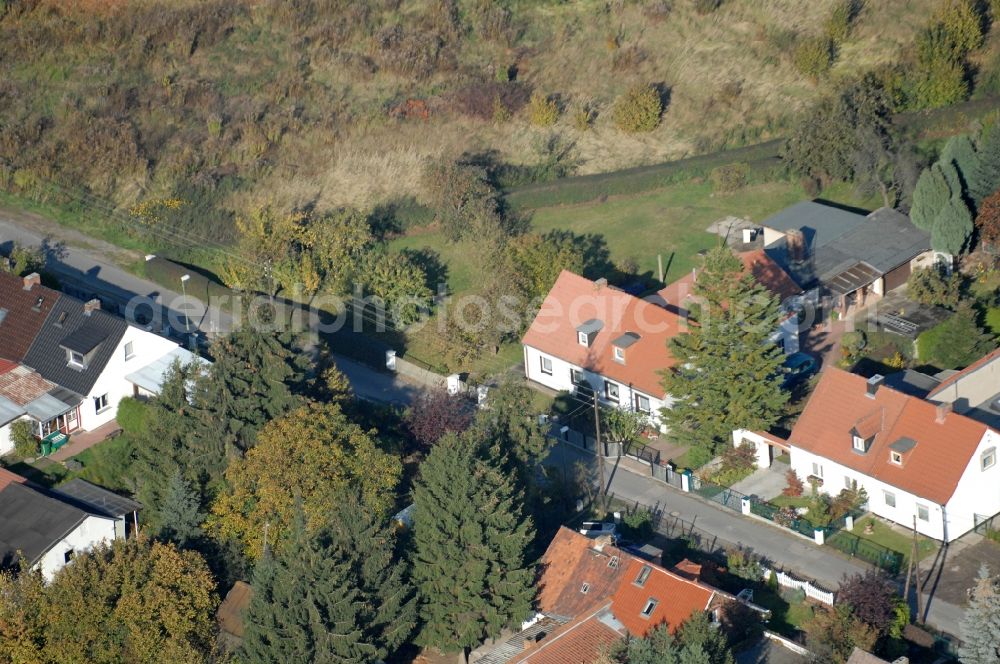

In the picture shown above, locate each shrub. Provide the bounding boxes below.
[612,84,662,133]
[572,105,594,131]
[115,397,149,436]
[783,469,804,497]
[793,36,835,81]
[621,508,654,541]
[907,265,961,308]
[825,0,861,44]
[933,0,986,55]
[693,0,723,15]
[10,420,38,458]
[912,59,970,109]
[726,547,764,582]
[709,162,750,193]
[840,330,867,363]
[527,92,559,127]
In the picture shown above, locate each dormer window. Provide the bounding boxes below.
[611,332,640,365]
[576,319,604,347]
[888,437,915,466]
[68,350,85,368]
[852,435,866,452]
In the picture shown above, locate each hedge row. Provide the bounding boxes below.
[505,139,787,210]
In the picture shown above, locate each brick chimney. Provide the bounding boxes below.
[935,402,952,424]
[83,298,101,316]
[594,277,608,290]
[22,272,40,290]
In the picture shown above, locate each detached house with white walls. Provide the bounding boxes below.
[522,270,683,428]
[783,367,1000,542]
[0,271,202,455]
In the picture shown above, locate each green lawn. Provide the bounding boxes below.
[828,516,938,565]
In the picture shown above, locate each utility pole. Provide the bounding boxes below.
[593,392,607,509]
[912,515,923,622]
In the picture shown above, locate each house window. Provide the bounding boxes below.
[852,435,866,452]
[890,451,903,465]
[94,393,109,414]
[983,448,997,471]
[614,346,625,363]
[917,504,929,522]
[580,582,590,594]
[605,381,619,403]
[844,476,857,491]
[635,565,652,587]
[578,331,589,347]
[634,394,651,414]
[641,598,658,618]
[68,350,85,368]
[539,356,553,376]
[811,462,824,479]
[124,341,135,360]
[608,556,619,569]
[63,549,74,564]
[571,368,586,386]
[884,490,896,508]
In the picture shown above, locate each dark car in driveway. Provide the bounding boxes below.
[781,352,818,388]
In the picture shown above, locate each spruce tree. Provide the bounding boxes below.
[412,432,536,662]
[970,125,1000,205]
[911,164,953,231]
[940,134,979,195]
[931,194,975,255]
[157,468,205,547]
[662,246,788,466]
[923,303,995,370]
[326,490,418,660]
[242,513,376,663]
[959,565,1000,664]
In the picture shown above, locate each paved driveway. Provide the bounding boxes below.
[731,462,790,501]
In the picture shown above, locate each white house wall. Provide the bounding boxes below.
[0,420,12,456]
[788,446,950,541]
[523,345,670,429]
[36,514,117,582]
[941,428,1000,541]
[77,326,178,432]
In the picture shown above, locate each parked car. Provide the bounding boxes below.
[781,352,818,388]
[578,521,616,538]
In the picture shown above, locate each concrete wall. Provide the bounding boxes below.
[37,514,118,582]
[523,345,670,429]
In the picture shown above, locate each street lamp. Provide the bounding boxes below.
[179,274,191,334]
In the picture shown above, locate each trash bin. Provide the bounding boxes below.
[40,441,52,456]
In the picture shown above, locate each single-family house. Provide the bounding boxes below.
[522,271,683,428]
[0,468,122,581]
[760,202,935,316]
[656,248,809,353]
[783,367,1000,542]
[476,527,746,664]
[0,271,203,453]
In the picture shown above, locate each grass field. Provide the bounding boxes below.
[827,516,938,565]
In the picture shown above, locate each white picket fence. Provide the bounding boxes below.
[761,567,835,606]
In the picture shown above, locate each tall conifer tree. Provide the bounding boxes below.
[411,432,536,662]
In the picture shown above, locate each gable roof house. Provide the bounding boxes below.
[760,202,934,317]
[476,527,743,664]
[925,347,1000,430]
[0,468,120,581]
[787,367,1000,542]
[0,271,201,455]
[655,248,807,354]
[522,271,684,430]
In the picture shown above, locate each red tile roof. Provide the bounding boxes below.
[0,272,60,363]
[926,346,1000,398]
[0,468,28,492]
[536,529,629,617]
[0,364,55,406]
[789,368,992,504]
[610,558,715,637]
[510,606,624,664]
[0,359,16,375]
[522,271,683,397]
[657,249,801,313]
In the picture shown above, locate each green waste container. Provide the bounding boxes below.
[40,441,52,456]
